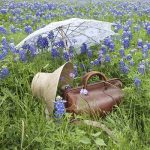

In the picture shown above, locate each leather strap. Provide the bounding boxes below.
[82,71,108,89]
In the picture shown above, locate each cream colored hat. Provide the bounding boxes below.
[31,62,74,114]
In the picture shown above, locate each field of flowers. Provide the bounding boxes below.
[0,0,150,149]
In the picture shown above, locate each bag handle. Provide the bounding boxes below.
[82,71,108,89]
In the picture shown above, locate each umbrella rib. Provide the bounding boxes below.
[68,29,99,43]
[67,21,86,36]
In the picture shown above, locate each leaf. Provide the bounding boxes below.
[95,138,106,146]
[79,136,91,144]
[91,132,101,137]
[34,137,43,143]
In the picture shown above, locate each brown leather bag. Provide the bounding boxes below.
[63,71,123,116]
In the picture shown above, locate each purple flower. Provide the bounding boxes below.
[134,77,141,88]
[0,67,9,79]
[10,25,16,33]
[100,45,107,55]
[37,35,49,49]
[0,25,7,34]
[87,49,92,58]
[138,64,145,75]
[105,54,111,62]
[19,49,27,62]
[122,65,129,74]
[109,42,115,51]
[48,31,54,39]
[94,59,100,65]
[54,40,65,48]
[24,25,33,34]
[129,60,134,66]
[80,88,88,95]
[74,65,78,77]
[147,26,150,35]
[51,48,59,58]
[69,46,74,58]
[80,43,88,54]
[0,9,7,14]
[54,96,66,119]
[9,43,17,54]
[126,54,132,60]
[137,39,143,49]
[28,44,37,57]
[119,47,125,57]
[123,37,130,49]
[63,50,69,61]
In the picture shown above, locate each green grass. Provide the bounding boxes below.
[0,0,150,149]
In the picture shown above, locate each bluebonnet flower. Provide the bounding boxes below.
[129,60,134,66]
[19,49,27,62]
[122,65,130,74]
[146,41,150,49]
[127,31,132,40]
[1,37,8,48]
[123,25,129,31]
[146,26,150,35]
[69,46,74,58]
[37,35,48,49]
[87,49,92,58]
[142,45,149,58]
[9,43,17,54]
[104,37,111,47]
[25,25,33,34]
[126,54,132,60]
[10,25,16,33]
[54,96,66,119]
[80,43,88,54]
[51,48,59,58]
[100,45,107,55]
[105,54,111,62]
[63,50,69,61]
[119,47,125,57]
[0,25,7,34]
[138,63,145,75]
[137,39,143,49]
[0,67,9,79]
[122,31,128,39]
[48,31,54,40]
[94,59,100,65]
[28,44,37,57]
[0,9,7,14]
[123,37,130,49]
[54,40,64,48]
[134,77,141,88]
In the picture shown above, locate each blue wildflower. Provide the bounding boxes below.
[119,47,125,57]
[51,48,59,58]
[0,67,9,79]
[138,64,145,75]
[37,35,49,49]
[24,25,33,34]
[54,96,66,119]
[28,45,37,57]
[80,43,88,54]
[123,37,130,49]
[126,54,132,60]
[105,54,111,62]
[48,31,54,40]
[19,49,27,62]
[0,26,7,34]
[87,49,92,58]
[134,77,141,88]
[100,45,107,55]
[147,26,150,35]
[63,50,69,61]
[9,43,17,54]
[137,39,143,49]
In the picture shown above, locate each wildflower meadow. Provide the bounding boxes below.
[0,0,150,149]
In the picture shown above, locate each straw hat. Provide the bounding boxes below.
[31,62,74,114]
